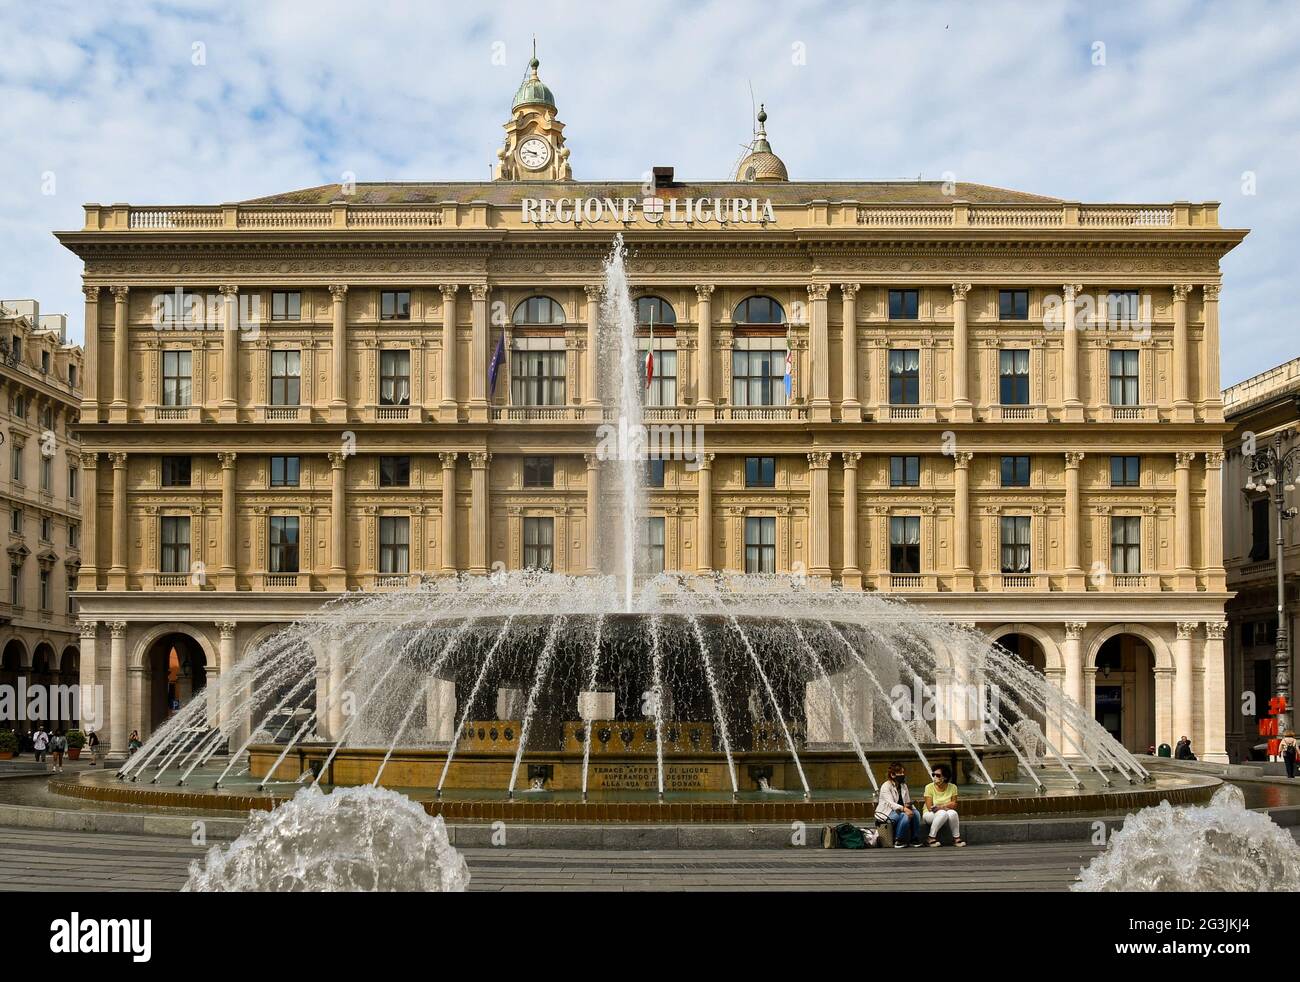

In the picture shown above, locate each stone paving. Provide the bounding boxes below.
[0,823,1109,892]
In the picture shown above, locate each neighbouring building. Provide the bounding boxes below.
[57,56,1243,760]
[0,299,84,734]
[1223,356,1300,761]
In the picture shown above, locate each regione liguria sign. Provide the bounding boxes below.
[521,196,776,225]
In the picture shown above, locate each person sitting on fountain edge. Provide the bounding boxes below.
[924,764,966,847]
[875,762,924,848]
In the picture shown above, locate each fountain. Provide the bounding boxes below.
[58,235,1221,826]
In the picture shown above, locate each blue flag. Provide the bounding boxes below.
[488,332,505,397]
[784,348,793,400]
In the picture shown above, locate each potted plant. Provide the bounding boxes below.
[0,730,17,760]
[66,729,86,760]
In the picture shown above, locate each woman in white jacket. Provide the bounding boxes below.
[875,762,924,848]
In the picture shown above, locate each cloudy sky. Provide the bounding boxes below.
[2,0,1297,385]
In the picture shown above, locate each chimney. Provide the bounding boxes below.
[652,166,675,189]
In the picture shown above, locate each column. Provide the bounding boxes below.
[218,452,237,590]
[583,286,602,411]
[1173,621,1196,745]
[468,285,490,422]
[1062,283,1083,422]
[77,621,101,734]
[107,621,128,761]
[1171,283,1193,421]
[1062,622,1087,752]
[109,286,129,422]
[329,284,348,422]
[1204,451,1226,591]
[951,283,973,422]
[440,452,458,572]
[953,452,973,591]
[79,452,99,590]
[1202,621,1228,762]
[1201,284,1223,417]
[841,452,862,589]
[807,284,831,421]
[1064,452,1085,591]
[219,285,239,423]
[215,621,236,730]
[807,452,831,583]
[329,451,347,590]
[326,628,345,740]
[81,285,100,419]
[695,285,715,413]
[585,453,600,574]
[438,284,459,420]
[839,284,861,422]
[469,451,491,574]
[1174,451,1194,590]
[108,452,128,590]
[696,453,715,572]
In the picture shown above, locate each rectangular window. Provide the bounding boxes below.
[1000,516,1031,573]
[645,517,665,574]
[379,455,411,488]
[161,456,192,487]
[39,570,49,610]
[9,564,18,606]
[1111,516,1141,574]
[162,350,193,406]
[888,349,920,405]
[1110,456,1140,488]
[40,516,51,541]
[1000,455,1031,487]
[999,349,1030,405]
[11,445,22,485]
[68,521,79,549]
[41,350,50,374]
[271,291,301,321]
[68,465,79,500]
[11,393,25,420]
[1250,498,1270,562]
[731,337,787,407]
[890,455,920,487]
[523,516,554,571]
[639,345,677,406]
[1109,350,1140,406]
[889,516,921,574]
[379,516,410,574]
[745,456,776,488]
[270,350,301,406]
[523,456,554,488]
[645,458,665,488]
[999,290,1029,320]
[888,289,919,320]
[380,291,410,320]
[270,455,300,487]
[68,364,77,388]
[40,455,51,492]
[511,338,567,407]
[10,507,21,534]
[1106,290,1141,326]
[744,516,776,574]
[269,516,300,573]
[379,350,411,406]
[160,516,191,574]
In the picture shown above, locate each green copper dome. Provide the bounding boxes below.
[512,57,555,110]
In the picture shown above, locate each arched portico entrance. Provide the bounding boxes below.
[141,632,207,739]
[1091,634,1157,754]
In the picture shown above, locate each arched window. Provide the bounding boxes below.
[733,296,786,325]
[513,296,566,326]
[637,296,676,326]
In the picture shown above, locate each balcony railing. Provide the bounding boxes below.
[259,405,305,422]
[492,406,582,422]
[1111,573,1150,590]
[154,573,192,588]
[991,405,1046,422]
[262,573,304,590]
[152,405,197,422]
[719,405,809,422]
[1102,405,1153,422]
[1000,573,1041,590]
[888,574,925,589]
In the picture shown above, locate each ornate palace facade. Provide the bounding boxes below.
[59,58,1243,760]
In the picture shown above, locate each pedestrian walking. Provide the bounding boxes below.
[87,730,100,766]
[1281,730,1299,779]
[32,725,49,765]
[50,729,66,773]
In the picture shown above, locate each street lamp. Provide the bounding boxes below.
[1245,431,1300,741]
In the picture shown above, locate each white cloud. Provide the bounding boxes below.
[0,0,1296,383]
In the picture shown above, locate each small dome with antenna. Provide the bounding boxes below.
[512,53,556,111]
[735,104,789,182]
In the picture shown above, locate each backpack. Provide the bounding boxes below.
[832,822,867,849]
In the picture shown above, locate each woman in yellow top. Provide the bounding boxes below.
[923,763,966,847]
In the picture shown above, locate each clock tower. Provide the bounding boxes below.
[493,51,572,181]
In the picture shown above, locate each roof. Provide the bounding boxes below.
[242,180,1063,207]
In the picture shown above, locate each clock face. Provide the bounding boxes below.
[518,137,551,170]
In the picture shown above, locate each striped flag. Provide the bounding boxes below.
[488,332,505,397]
[784,348,793,399]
